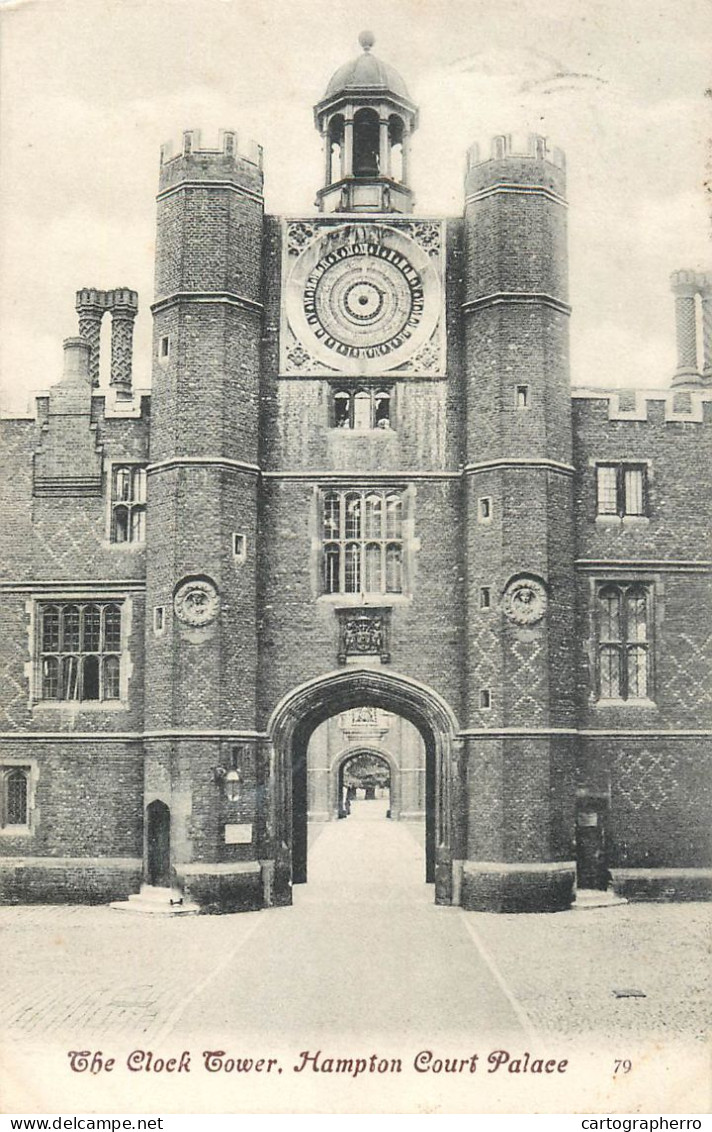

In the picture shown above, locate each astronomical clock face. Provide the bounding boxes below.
[281,220,445,377]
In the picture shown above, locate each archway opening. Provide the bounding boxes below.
[388,114,404,181]
[339,750,391,817]
[327,114,344,183]
[268,669,458,906]
[353,108,380,177]
[293,703,434,890]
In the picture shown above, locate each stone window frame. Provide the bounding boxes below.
[319,487,408,598]
[106,460,147,545]
[594,581,655,704]
[29,595,132,710]
[232,533,247,563]
[595,461,649,520]
[0,760,38,837]
[330,384,395,431]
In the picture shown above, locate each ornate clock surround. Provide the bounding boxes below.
[280,218,446,378]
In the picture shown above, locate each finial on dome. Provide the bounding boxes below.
[358,30,375,52]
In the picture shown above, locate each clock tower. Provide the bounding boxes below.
[281,35,443,381]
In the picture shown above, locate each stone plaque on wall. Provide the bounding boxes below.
[224,823,253,844]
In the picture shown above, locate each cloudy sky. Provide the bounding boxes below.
[0,0,710,413]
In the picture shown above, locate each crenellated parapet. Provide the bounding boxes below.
[465,132,567,221]
[157,128,264,197]
[466,132,566,173]
[572,386,712,424]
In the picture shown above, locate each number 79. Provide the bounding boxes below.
[614,1060,632,1074]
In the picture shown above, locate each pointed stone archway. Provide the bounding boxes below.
[333,746,397,818]
[264,667,461,907]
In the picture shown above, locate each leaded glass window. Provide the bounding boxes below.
[37,602,123,702]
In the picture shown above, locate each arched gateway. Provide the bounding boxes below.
[266,669,461,906]
[335,748,395,816]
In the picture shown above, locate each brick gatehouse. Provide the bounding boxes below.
[1,33,710,913]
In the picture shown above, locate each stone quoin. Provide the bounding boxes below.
[0,34,710,914]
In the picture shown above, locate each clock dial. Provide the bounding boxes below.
[303,242,424,355]
[283,222,443,376]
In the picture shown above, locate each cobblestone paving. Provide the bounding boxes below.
[0,903,262,1041]
[0,808,708,1046]
[469,902,710,1042]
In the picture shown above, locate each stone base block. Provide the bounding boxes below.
[461,860,576,913]
[573,888,628,910]
[110,884,200,916]
[611,867,712,903]
[434,852,453,905]
[178,862,263,914]
[268,850,293,907]
[0,857,142,905]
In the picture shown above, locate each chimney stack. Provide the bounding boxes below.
[61,336,92,384]
[109,288,139,395]
[75,287,139,394]
[75,288,110,387]
[670,269,709,388]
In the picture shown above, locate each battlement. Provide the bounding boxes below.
[466,133,566,172]
[158,129,264,197]
[571,386,712,424]
[159,129,263,172]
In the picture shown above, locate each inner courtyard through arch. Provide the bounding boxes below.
[295,704,432,892]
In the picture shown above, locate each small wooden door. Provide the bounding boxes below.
[146,800,171,887]
[576,807,609,890]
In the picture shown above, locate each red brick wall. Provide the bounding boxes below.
[572,395,712,870]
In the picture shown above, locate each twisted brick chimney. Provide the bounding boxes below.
[75,287,139,394]
[670,270,712,388]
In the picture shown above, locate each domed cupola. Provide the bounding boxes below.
[314,32,418,214]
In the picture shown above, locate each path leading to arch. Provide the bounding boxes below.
[1,806,707,1112]
[168,800,526,1043]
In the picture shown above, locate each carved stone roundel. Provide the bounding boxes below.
[502,577,547,626]
[174,578,220,627]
